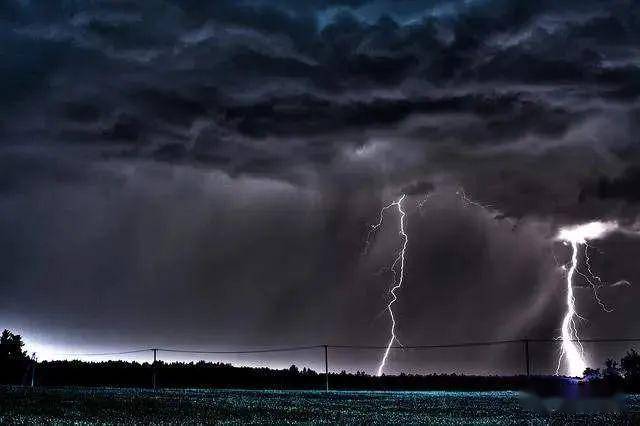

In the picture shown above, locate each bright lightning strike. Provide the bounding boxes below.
[555,221,618,377]
[580,243,614,313]
[365,194,409,376]
[416,192,432,213]
[456,188,495,211]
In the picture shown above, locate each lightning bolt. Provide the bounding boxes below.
[453,187,588,375]
[556,239,587,377]
[453,191,614,376]
[456,188,495,211]
[453,189,622,376]
[364,194,408,376]
[579,243,613,313]
[555,221,618,376]
[416,192,432,214]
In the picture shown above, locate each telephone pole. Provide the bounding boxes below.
[324,345,329,392]
[523,339,530,377]
[152,348,158,390]
[30,362,36,387]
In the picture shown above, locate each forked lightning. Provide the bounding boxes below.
[365,194,409,376]
[555,221,618,376]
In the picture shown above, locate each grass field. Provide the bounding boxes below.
[1,386,639,424]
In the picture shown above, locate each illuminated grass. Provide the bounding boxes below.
[0,387,638,424]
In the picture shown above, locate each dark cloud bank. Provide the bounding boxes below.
[2,0,640,374]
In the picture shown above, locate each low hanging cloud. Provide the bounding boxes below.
[1,0,638,223]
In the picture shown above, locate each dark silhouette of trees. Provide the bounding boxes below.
[620,349,640,391]
[583,367,601,381]
[621,350,640,381]
[582,350,640,393]
[0,329,33,385]
[603,358,621,379]
[0,329,29,360]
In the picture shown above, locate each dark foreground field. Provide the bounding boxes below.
[1,387,640,424]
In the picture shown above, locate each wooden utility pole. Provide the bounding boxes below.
[523,339,530,377]
[324,345,329,392]
[152,348,158,390]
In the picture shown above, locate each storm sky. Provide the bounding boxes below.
[2,0,640,375]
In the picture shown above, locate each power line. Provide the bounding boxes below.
[529,338,640,344]
[49,338,640,358]
[53,349,152,357]
[329,339,521,350]
[157,345,323,354]
[335,338,640,349]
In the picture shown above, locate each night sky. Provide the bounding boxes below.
[2,0,640,375]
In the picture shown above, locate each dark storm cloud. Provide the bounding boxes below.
[2,0,640,373]
[3,0,637,196]
[594,166,640,203]
[400,180,435,195]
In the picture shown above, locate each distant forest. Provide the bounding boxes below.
[3,330,640,393]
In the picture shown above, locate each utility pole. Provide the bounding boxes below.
[152,348,158,390]
[523,339,530,377]
[324,345,329,392]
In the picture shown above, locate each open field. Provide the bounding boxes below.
[1,386,639,424]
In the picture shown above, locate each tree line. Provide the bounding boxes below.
[583,350,640,392]
[3,329,640,392]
